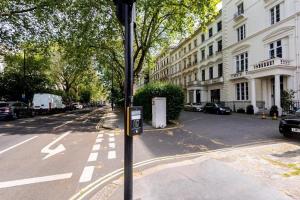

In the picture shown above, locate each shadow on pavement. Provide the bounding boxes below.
[0,108,106,136]
[136,111,300,158]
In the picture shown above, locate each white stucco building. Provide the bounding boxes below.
[150,0,300,115]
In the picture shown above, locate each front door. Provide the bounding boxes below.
[211,89,220,103]
[196,90,201,104]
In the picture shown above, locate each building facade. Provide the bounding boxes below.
[150,0,300,115]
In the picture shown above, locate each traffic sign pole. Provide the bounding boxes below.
[124,2,134,200]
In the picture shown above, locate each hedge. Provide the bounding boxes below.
[133,82,184,121]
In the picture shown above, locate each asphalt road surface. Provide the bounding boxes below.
[0,109,297,200]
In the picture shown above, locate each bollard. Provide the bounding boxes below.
[261,112,266,119]
[272,112,277,120]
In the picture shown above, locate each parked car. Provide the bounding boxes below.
[33,93,65,112]
[0,101,35,120]
[279,109,300,137]
[72,103,83,109]
[184,103,204,112]
[203,103,232,115]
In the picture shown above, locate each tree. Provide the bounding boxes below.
[0,0,68,54]
[281,90,296,112]
[54,0,220,89]
[0,43,52,101]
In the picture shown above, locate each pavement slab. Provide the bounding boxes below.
[108,158,292,200]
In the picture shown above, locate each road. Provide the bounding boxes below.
[0,109,298,200]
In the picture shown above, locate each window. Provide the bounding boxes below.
[209,28,213,37]
[188,56,192,67]
[194,53,198,64]
[184,47,186,54]
[194,72,198,81]
[236,82,249,100]
[201,34,205,42]
[217,21,222,32]
[202,70,205,81]
[270,4,280,25]
[209,45,213,56]
[217,40,222,52]
[194,39,197,47]
[237,24,246,41]
[209,67,213,79]
[235,52,248,72]
[188,43,191,51]
[218,63,223,77]
[269,40,282,58]
[237,2,244,15]
[201,49,205,60]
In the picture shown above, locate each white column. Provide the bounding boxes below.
[250,78,259,113]
[193,90,197,103]
[201,90,207,104]
[274,74,282,115]
[262,79,268,109]
[287,76,294,91]
[186,90,190,104]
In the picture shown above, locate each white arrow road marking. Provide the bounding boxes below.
[0,136,38,155]
[0,173,72,189]
[41,131,71,160]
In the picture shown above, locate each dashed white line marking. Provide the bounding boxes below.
[96,138,103,143]
[0,136,38,155]
[109,138,115,142]
[92,144,100,151]
[108,151,116,159]
[79,166,95,183]
[109,143,115,149]
[0,173,72,189]
[97,134,103,138]
[88,152,98,162]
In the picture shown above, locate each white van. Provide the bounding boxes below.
[33,93,65,111]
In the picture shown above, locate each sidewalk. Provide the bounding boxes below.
[108,159,291,200]
[99,141,300,200]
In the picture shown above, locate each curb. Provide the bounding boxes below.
[70,139,283,200]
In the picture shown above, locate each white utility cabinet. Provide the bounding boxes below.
[152,97,166,128]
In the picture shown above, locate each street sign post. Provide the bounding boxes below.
[113,1,137,199]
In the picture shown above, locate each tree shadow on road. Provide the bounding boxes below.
[136,112,300,158]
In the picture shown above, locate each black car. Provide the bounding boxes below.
[203,103,231,115]
[279,112,300,137]
[0,102,35,120]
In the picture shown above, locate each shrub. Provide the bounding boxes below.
[237,108,245,113]
[270,105,278,117]
[133,82,184,121]
[246,105,254,114]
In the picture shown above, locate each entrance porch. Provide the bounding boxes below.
[247,58,296,115]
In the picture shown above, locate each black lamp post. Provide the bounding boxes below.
[113,1,136,199]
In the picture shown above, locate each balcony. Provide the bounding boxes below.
[230,71,248,80]
[201,77,224,85]
[187,80,202,87]
[215,50,222,55]
[207,54,213,59]
[253,58,290,71]
[233,12,245,22]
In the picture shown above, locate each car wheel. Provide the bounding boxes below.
[12,112,18,119]
[282,132,293,138]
